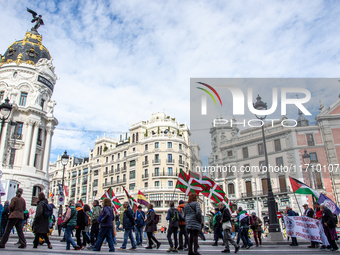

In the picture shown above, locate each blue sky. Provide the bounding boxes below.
[1,0,340,162]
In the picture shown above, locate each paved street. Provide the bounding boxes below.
[0,234,337,255]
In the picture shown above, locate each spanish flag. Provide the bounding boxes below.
[137,190,149,207]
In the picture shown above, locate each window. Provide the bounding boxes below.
[9,148,15,167]
[19,92,27,106]
[82,186,87,195]
[71,189,76,197]
[15,122,23,140]
[82,176,87,185]
[0,91,4,101]
[93,179,98,187]
[155,142,159,148]
[279,175,287,192]
[227,150,232,157]
[243,164,250,174]
[145,182,148,188]
[179,155,183,163]
[258,143,264,155]
[124,151,127,157]
[130,170,135,179]
[228,183,235,195]
[78,170,81,176]
[123,174,126,181]
[145,144,148,151]
[167,154,172,162]
[245,181,252,197]
[154,167,159,176]
[133,147,136,151]
[40,98,45,109]
[167,142,172,148]
[106,157,108,163]
[129,183,135,190]
[262,179,268,195]
[136,133,139,142]
[83,168,88,175]
[309,152,318,162]
[276,157,284,167]
[259,161,266,171]
[168,181,173,186]
[71,179,76,187]
[132,134,135,143]
[130,160,136,167]
[72,171,77,178]
[111,155,114,161]
[242,147,249,159]
[168,167,173,176]
[116,176,119,182]
[274,139,281,151]
[315,171,323,189]
[179,144,182,150]
[104,178,107,185]
[155,181,160,186]
[307,134,315,146]
[150,193,163,207]
[94,170,98,176]
[165,193,177,207]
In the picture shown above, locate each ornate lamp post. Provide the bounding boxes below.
[0,98,13,142]
[59,150,69,215]
[253,95,282,238]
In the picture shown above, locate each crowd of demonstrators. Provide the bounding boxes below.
[135,205,145,246]
[145,203,161,249]
[0,200,9,237]
[177,200,188,251]
[286,206,299,246]
[32,192,52,249]
[166,201,182,252]
[119,201,137,250]
[219,203,239,253]
[0,188,26,249]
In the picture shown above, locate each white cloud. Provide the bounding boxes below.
[1,0,340,162]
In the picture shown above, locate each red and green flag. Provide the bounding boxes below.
[189,171,214,191]
[78,199,84,207]
[123,186,137,213]
[289,176,320,200]
[176,169,204,195]
[101,187,122,213]
[201,182,234,213]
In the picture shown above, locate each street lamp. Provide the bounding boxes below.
[253,94,282,238]
[0,98,13,142]
[59,150,69,215]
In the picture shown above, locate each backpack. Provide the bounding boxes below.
[170,208,180,224]
[155,214,160,224]
[40,201,53,218]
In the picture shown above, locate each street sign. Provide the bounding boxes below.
[277,211,283,219]
[58,196,64,205]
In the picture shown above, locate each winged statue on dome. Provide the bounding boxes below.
[26,7,44,31]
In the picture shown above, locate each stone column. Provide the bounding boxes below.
[38,128,46,170]
[0,122,9,164]
[43,128,53,172]
[29,123,40,167]
[22,122,34,166]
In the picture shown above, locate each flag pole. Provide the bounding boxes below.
[293,193,303,216]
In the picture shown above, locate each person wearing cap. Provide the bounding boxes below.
[250,212,262,247]
[212,207,222,246]
[303,204,318,248]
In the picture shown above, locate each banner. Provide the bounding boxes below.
[284,216,322,242]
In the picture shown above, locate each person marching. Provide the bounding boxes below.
[212,207,222,246]
[219,203,240,253]
[135,205,146,246]
[177,200,188,251]
[250,212,262,247]
[145,203,161,249]
[166,201,182,252]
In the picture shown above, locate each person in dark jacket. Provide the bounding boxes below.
[75,203,86,248]
[134,205,145,246]
[219,203,239,253]
[166,201,182,252]
[250,212,262,247]
[321,203,339,251]
[145,203,161,249]
[0,188,26,249]
[93,198,115,252]
[32,192,52,249]
[88,200,102,249]
[64,200,80,250]
[119,202,137,250]
[286,206,298,246]
[303,204,318,248]
[184,193,201,255]
[0,200,9,237]
[212,208,222,246]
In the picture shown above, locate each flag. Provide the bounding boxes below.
[289,176,320,199]
[123,186,137,213]
[201,182,226,204]
[101,187,122,213]
[137,190,149,207]
[189,171,214,191]
[79,199,84,207]
[176,169,204,196]
[318,193,340,216]
[64,185,69,197]
[49,192,54,198]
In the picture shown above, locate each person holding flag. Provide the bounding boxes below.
[119,201,137,250]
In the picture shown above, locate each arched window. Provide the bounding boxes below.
[31,185,42,206]
[136,133,139,142]
[228,183,235,195]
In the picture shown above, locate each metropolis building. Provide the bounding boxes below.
[0,27,58,208]
[49,112,202,226]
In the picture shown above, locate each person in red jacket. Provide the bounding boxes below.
[57,214,63,236]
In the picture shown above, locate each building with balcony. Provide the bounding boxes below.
[49,112,202,226]
[208,97,340,219]
[0,27,58,208]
